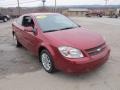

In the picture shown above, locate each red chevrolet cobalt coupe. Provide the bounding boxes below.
[12,13,110,73]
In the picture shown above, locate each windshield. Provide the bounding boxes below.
[35,14,79,32]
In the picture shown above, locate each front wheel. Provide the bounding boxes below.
[40,49,56,73]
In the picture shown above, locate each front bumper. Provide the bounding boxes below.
[54,46,110,73]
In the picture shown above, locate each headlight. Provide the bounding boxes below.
[58,46,84,58]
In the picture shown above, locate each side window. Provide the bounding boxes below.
[22,16,35,28]
[16,16,23,25]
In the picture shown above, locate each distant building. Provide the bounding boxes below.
[63,9,120,17]
[62,8,89,16]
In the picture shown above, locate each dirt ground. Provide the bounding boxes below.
[0,17,120,90]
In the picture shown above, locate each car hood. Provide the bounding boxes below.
[44,27,105,50]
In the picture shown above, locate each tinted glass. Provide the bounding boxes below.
[36,14,79,32]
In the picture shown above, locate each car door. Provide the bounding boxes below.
[0,13,3,20]
[13,16,26,46]
[16,16,31,48]
[22,16,40,54]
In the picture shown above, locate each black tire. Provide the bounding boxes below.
[3,17,8,22]
[99,15,103,17]
[115,15,118,18]
[14,35,22,47]
[40,49,56,73]
[16,40,22,47]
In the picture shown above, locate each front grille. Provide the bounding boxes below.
[85,43,106,56]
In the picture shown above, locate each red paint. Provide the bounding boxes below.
[12,13,110,73]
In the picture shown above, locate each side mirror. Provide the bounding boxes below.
[24,27,33,32]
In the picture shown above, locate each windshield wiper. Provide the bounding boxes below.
[43,29,59,33]
[59,27,77,30]
[43,26,80,33]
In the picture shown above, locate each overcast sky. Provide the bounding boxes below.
[0,0,120,7]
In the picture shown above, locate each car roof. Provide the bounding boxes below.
[24,13,60,17]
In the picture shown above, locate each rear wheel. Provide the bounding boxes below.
[40,49,56,73]
[14,35,22,47]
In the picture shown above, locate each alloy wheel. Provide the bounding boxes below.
[41,53,52,71]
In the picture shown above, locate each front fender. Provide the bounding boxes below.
[37,42,56,57]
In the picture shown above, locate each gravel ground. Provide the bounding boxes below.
[0,17,120,90]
